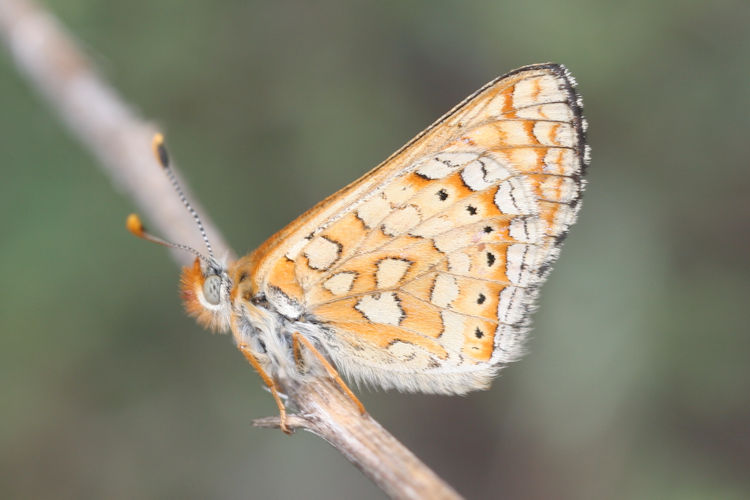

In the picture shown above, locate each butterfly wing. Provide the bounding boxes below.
[240,63,588,394]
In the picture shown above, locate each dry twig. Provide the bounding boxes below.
[0,1,463,498]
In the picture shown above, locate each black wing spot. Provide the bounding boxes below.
[467,205,478,215]
[477,293,486,304]
[486,252,496,267]
[437,188,448,201]
[474,327,484,339]
[483,225,493,233]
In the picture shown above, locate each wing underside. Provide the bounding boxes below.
[250,64,588,393]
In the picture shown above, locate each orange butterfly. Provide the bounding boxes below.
[130,63,589,432]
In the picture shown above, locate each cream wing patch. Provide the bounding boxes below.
[460,157,512,191]
[415,152,480,179]
[516,102,573,121]
[356,195,390,229]
[447,252,471,274]
[375,258,412,289]
[323,272,356,295]
[355,292,404,325]
[387,341,431,368]
[494,178,535,215]
[512,73,566,108]
[304,236,341,270]
[382,205,421,236]
[431,274,459,308]
[440,310,466,354]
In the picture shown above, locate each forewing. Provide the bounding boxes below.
[245,64,588,393]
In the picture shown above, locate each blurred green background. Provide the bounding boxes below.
[2,0,749,498]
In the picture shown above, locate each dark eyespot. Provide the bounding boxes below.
[474,327,484,339]
[437,189,448,201]
[483,226,493,233]
[467,205,477,215]
[477,293,486,304]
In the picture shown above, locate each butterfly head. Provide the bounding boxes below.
[180,257,232,333]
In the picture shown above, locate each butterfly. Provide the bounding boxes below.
[129,63,589,432]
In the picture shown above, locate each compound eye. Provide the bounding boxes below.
[203,275,222,305]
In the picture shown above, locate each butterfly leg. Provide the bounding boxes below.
[292,332,366,415]
[291,333,303,371]
[237,343,292,434]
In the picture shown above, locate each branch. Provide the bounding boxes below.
[255,378,461,500]
[0,1,462,498]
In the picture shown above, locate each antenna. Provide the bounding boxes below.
[151,133,215,260]
[126,213,214,267]
[127,133,219,271]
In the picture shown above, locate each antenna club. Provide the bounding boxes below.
[126,213,146,238]
[152,132,170,168]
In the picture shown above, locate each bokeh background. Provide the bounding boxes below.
[2,1,749,498]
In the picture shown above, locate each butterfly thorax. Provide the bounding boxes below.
[181,255,317,379]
